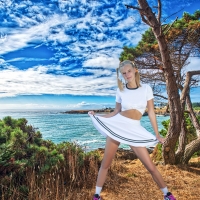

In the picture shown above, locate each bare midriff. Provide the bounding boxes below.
[119,109,142,120]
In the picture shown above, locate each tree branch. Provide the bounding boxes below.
[186,94,200,137]
[140,13,152,26]
[157,0,161,24]
[162,7,184,23]
[180,70,200,101]
[183,137,200,164]
[125,4,152,26]
[164,17,178,34]
[154,94,168,100]
[162,24,169,32]
[125,4,142,11]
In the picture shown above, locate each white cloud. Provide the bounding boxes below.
[111,17,136,30]
[0,0,146,59]
[76,21,89,29]
[85,68,113,77]
[71,101,114,108]
[0,33,7,44]
[6,57,48,62]
[185,57,200,71]
[59,57,70,63]
[0,58,5,64]
[0,64,117,98]
[84,56,120,69]
[0,93,17,98]
[96,33,105,40]
[0,14,72,55]
[74,101,97,107]
[0,101,115,110]
[125,28,146,45]
[0,103,62,110]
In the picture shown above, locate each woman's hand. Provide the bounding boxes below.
[88,110,95,115]
[156,135,165,144]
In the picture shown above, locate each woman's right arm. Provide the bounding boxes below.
[88,102,121,118]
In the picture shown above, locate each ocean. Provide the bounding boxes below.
[0,110,169,151]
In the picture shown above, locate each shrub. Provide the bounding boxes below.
[0,116,100,199]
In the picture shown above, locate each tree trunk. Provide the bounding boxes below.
[182,137,200,164]
[186,94,200,137]
[175,88,188,163]
[176,71,200,163]
[180,93,200,164]
[175,119,187,163]
[136,0,183,164]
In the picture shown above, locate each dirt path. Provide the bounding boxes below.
[94,155,200,200]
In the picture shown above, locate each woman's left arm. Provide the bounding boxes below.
[147,99,165,144]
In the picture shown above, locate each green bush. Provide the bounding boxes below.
[153,113,200,161]
[0,116,100,199]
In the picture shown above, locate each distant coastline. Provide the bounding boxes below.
[61,103,200,116]
[61,108,115,114]
[61,107,171,116]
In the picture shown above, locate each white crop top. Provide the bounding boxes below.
[115,84,154,115]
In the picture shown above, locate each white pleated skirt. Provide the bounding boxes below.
[88,113,158,147]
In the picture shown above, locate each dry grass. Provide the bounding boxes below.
[97,153,200,200]
[0,147,100,200]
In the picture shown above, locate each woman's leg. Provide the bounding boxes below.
[130,146,166,188]
[96,136,120,186]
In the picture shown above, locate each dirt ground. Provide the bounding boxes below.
[89,151,200,200]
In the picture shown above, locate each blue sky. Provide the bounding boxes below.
[0,0,199,110]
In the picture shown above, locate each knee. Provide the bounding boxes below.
[100,160,112,170]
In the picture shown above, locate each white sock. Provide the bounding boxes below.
[95,186,102,195]
[161,187,168,195]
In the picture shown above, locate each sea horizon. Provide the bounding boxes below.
[1,86,199,111]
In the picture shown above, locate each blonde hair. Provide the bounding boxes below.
[117,60,141,91]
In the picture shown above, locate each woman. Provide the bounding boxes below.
[88,60,176,200]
